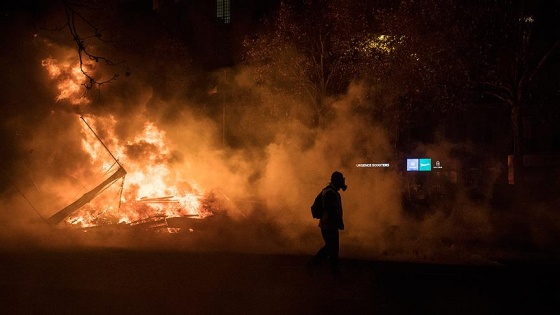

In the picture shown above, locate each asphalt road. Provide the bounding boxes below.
[1,247,559,315]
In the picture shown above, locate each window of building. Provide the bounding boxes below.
[217,0,231,24]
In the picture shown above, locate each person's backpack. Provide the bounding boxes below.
[310,186,333,219]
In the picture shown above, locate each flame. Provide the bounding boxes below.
[42,56,212,228]
[63,115,211,228]
[41,57,90,105]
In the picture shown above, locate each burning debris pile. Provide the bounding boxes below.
[38,57,220,232]
[44,115,220,232]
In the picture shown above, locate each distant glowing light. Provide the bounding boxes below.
[359,34,405,55]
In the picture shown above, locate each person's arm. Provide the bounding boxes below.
[323,190,343,228]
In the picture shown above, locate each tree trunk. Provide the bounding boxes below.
[511,102,524,186]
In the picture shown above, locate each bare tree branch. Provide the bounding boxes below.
[61,0,120,90]
[524,39,560,86]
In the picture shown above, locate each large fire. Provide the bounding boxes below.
[42,55,214,229]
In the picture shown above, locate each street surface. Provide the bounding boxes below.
[1,246,558,314]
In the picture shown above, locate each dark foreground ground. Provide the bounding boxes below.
[1,246,559,315]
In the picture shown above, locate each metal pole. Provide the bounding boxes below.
[1,169,45,222]
[80,116,123,168]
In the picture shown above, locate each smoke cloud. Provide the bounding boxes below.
[1,4,558,264]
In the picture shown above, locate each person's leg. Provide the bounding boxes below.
[306,229,330,269]
[324,229,340,274]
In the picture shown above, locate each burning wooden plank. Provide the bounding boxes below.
[47,166,127,225]
[138,196,179,203]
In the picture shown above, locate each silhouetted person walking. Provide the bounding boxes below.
[307,171,347,276]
